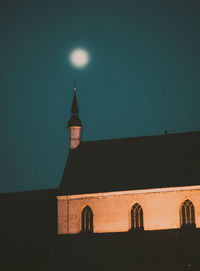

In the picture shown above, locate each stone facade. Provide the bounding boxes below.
[68,126,82,149]
[57,185,200,234]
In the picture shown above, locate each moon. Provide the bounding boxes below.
[69,48,90,68]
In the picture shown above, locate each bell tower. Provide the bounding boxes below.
[67,82,82,149]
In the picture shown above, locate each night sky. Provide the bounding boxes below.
[1,0,200,193]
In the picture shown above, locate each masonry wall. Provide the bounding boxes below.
[57,186,200,234]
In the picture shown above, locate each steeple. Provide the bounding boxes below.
[70,82,79,114]
[67,82,82,149]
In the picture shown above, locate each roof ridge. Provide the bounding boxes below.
[81,130,200,145]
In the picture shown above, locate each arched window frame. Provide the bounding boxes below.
[130,203,144,230]
[181,199,195,228]
[81,205,93,233]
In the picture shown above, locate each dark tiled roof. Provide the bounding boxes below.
[58,131,200,195]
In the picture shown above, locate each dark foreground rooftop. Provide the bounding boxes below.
[59,131,200,195]
[46,228,200,271]
[0,189,57,271]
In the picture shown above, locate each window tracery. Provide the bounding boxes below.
[81,205,93,232]
[131,203,143,229]
[181,199,195,227]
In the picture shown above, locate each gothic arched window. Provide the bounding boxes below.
[81,206,93,232]
[181,199,195,227]
[131,203,143,229]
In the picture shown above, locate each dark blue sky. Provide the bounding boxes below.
[1,0,200,193]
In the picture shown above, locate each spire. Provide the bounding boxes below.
[71,82,79,115]
[68,82,82,128]
[67,82,82,149]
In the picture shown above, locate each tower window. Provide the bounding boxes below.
[131,203,143,229]
[181,199,195,228]
[81,206,93,232]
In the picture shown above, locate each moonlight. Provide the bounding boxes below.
[69,48,90,68]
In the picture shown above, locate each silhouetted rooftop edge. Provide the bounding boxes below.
[80,130,200,144]
[0,188,57,197]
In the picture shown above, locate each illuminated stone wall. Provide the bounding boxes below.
[68,126,82,149]
[57,186,200,234]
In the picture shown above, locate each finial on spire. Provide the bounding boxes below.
[73,81,77,91]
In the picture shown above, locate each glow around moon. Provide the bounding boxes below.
[69,48,90,68]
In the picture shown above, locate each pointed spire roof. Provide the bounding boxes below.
[71,82,79,114]
[68,82,82,128]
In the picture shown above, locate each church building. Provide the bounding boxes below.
[57,85,200,235]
